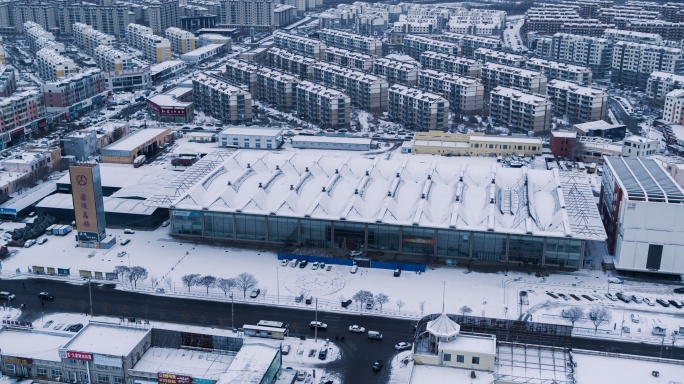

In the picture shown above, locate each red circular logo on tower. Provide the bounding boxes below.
[76,175,88,186]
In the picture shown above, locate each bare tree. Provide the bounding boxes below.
[114,266,130,282]
[217,278,237,297]
[150,275,158,288]
[588,306,612,333]
[163,276,173,291]
[562,307,585,327]
[459,305,473,316]
[375,293,389,311]
[235,272,258,298]
[419,301,425,316]
[396,300,405,312]
[197,275,217,295]
[128,266,148,288]
[181,274,200,293]
[352,290,373,308]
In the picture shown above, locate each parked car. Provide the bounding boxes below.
[318,348,328,360]
[250,289,261,298]
[24,239,36,248]
[295,294,304,303]
[155,288,165,293]
[372,360,383,372]
[605,293,618,301]
[123,229,135,234]
[312,262,319,270]
[366,300,374,309]
[616,292,631,303]
[632,295,643,304]
[395,342,412,351]
[38,292,54,300]
[349,325,365,333]
[630,314,640,323]
[296,371,306,381]
[305,296,313,305]
[643,297,655,306]
[319,262,326,269]
[669,299,682,308]
[120,238,131,245]
[674,287,684,294]
[349,250,363,257]
[281,259,289,267]
[37,237,48,245]
[309,321,327,330]
[656,298,670,307]
[341,299,352,308]
[350,265,358,274]
[299,260,309,268]
[281,345,291,355]
[393,269,401,277]
[117,251,127,258]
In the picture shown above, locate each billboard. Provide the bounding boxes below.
[158,373,192,384]
[66,351,93,361]
[69,164,107,242]
[2,356,33,366]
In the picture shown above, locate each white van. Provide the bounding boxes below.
[350,265,358,274]
[367,331,383,340]
[0,291,16,300]
[290,259,298,267]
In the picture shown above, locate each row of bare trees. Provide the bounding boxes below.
[113,266,148,288]
[562,305,612,333]
[181,273,259,298]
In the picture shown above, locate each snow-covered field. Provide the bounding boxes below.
[3,226,684,347]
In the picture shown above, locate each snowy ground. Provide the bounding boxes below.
[573,351,684,384]
[3,226,684,347]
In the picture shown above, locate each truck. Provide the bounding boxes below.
[133,155,146,168]
[53,225,72,236]
[171,156,197,166]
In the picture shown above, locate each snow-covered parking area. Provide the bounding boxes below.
[2,228,684,347]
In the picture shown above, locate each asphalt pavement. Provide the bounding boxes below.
[1,278,683,383]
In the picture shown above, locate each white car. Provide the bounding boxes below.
[281,259,289,267]
[120,238,130,245]
[605,293,618,301]
[309,321,327,330]
[312,262,319,270]
[395,342,412,351]
[349,250,363,257]
[349,325,365,333]
[643,297,656,306]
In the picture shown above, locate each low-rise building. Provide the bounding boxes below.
[621,136,658,157]
[150,60,186,84]
[292,136,373,151]
[101,127,173,164]
[372,58,420,85]
[480,63,547,94]
[317,29,383,56]
[324,47,374,71]
[546,80,608,123]
[420,51,481,78]
[646,72,684,100]
[490,86,553,134]
[417,69,484,114]
[192,73,252,124]
[147,86,194,124]
[295,81,351,129]
[181,43,227,65]
[549,131,577,159]
[573,120,626,141]
[526,58,593,86]
[103,66,152,93]
[62,130,99,160]
[411,131,543,156]
[388,84,449,131]
[218,126,284,149]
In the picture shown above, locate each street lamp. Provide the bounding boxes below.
[87,277,93,317]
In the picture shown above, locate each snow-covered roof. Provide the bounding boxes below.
[57,163,177,197]
[103,128,171,153]
[217,340,279,384]
[38,194,161,215]
[131,347,233,380]
[440,334,496,355]
[148,150,606,240]
[63,322,150,357]
[0,329,74,362]
[426,313,460,338]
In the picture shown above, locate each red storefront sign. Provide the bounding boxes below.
[157,372,192,384]
[66,351,93,361]
[160,108,186,116]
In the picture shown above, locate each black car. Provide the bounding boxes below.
[675,287,684,294]
[341,299,352,308]
[39,292,54,300]
[299,260,309,268]
[372,360,383,372]
[66,324,84,332]
[393,269,401,277]
[657,298,671,307]
[318,348,328,360]
[669,299,683,308]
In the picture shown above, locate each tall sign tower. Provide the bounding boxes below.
[69,163,111,248]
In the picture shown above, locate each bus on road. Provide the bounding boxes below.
[257,320,289,329]
[243,325,287,340]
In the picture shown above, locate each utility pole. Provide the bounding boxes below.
[88,277,93,317]
[231,293,234,329]
[315,298,318,343]
[276,266,280,304]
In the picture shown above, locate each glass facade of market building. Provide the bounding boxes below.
[171,209,585,267]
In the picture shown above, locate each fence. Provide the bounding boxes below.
[277,253,426,272]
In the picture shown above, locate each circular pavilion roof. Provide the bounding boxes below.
[426,313,460,338]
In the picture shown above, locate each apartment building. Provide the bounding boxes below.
[440,32,503,58]
[57,2,133,37]
[546,79,608,123]
[166,27,197,54]
[474,48,527,68]
[549,33,612,78]
[35,49,79,82]
[611,42,684,89]
[274,4,297,27]
[0,89,45,134]
[273,31,326,59]
[480,63,547,94]
[525,58,593,86]
[126,24,172,63]
[225,58,260,95]
[490,87,553,134]
[663,89,684,125]
[256,68,299,110]
[192,73,252,124]
[403,35,460,59]
[296,81,351,129]
[419,51,481,78]
[324,47,374,71]
[94,45,134,72]
[312,62,389,113]
[388,84,448,131]
[317,29,383,56]
[417,69,484,114]
[148,0,180,35]
[523,5,582,35]
[267,47,318,80]
[603,28,662,45]
[24,22,63,53]
[626,20,684,41]
[3,2,57,33]
[218,0,275,32]
[72,23,115,56]
[0,44,4,65]
[646,72,684,99]
[372,58,420,86]
[0,65,17,97]
[93,45,151,92]
[560,20,614,37]
[42,69,107,112]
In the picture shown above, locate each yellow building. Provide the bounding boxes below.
[166,27,197,54]
[411,131,543,157]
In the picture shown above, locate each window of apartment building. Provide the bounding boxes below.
[52,369,63,377]
[36,367,48,376]
[97,374,110,384]
[456,355,464,363]
[114,377,125,384]
[96,364,109,370]
[472,356,480,364]
[443,353,451,361]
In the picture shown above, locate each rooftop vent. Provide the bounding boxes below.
[290,184,294,190]
[258,182,263,188]
[276,165,280,170]
[396,172,400,178]
[322,187,326,192]
[247,163,251,168]
[335,169,339,174]
[305,167,309,172]
[354,189,359,194]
